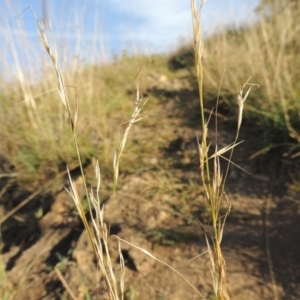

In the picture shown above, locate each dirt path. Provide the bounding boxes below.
[1,73,300,300]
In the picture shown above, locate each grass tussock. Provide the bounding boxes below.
[171,0,300,158]
[0,38,170,190]
[34,14,140,299]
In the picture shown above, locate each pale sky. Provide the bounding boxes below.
[0,0,259,81]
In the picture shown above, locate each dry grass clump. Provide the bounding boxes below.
[0,62,123,188]
[169,0,300,158]
[34,14,145,299]
[0,24,169,190]
[203,0,300,152]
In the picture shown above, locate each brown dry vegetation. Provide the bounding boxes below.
[0,0,300,299]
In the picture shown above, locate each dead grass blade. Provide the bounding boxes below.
[114,236,206,300]
[54,267,78,300]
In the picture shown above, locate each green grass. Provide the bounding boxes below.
[0,53,173,190]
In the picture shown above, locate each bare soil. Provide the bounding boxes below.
[1,73,300,300]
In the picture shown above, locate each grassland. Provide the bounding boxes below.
[1,1,299,190]
[0,0,299,299]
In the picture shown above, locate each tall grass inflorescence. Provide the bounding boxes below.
[33,11,148,300]
[191,1,255,299]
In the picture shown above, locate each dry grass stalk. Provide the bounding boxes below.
[191,1,255,299]
[34,11,128,299]
[110,70,148,224]
[54,267,78,300]
[191,1,229,297]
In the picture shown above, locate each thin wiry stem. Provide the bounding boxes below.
[35,11,127,299]
[191,1,256,299]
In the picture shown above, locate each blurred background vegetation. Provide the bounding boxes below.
[0,0,299,189]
